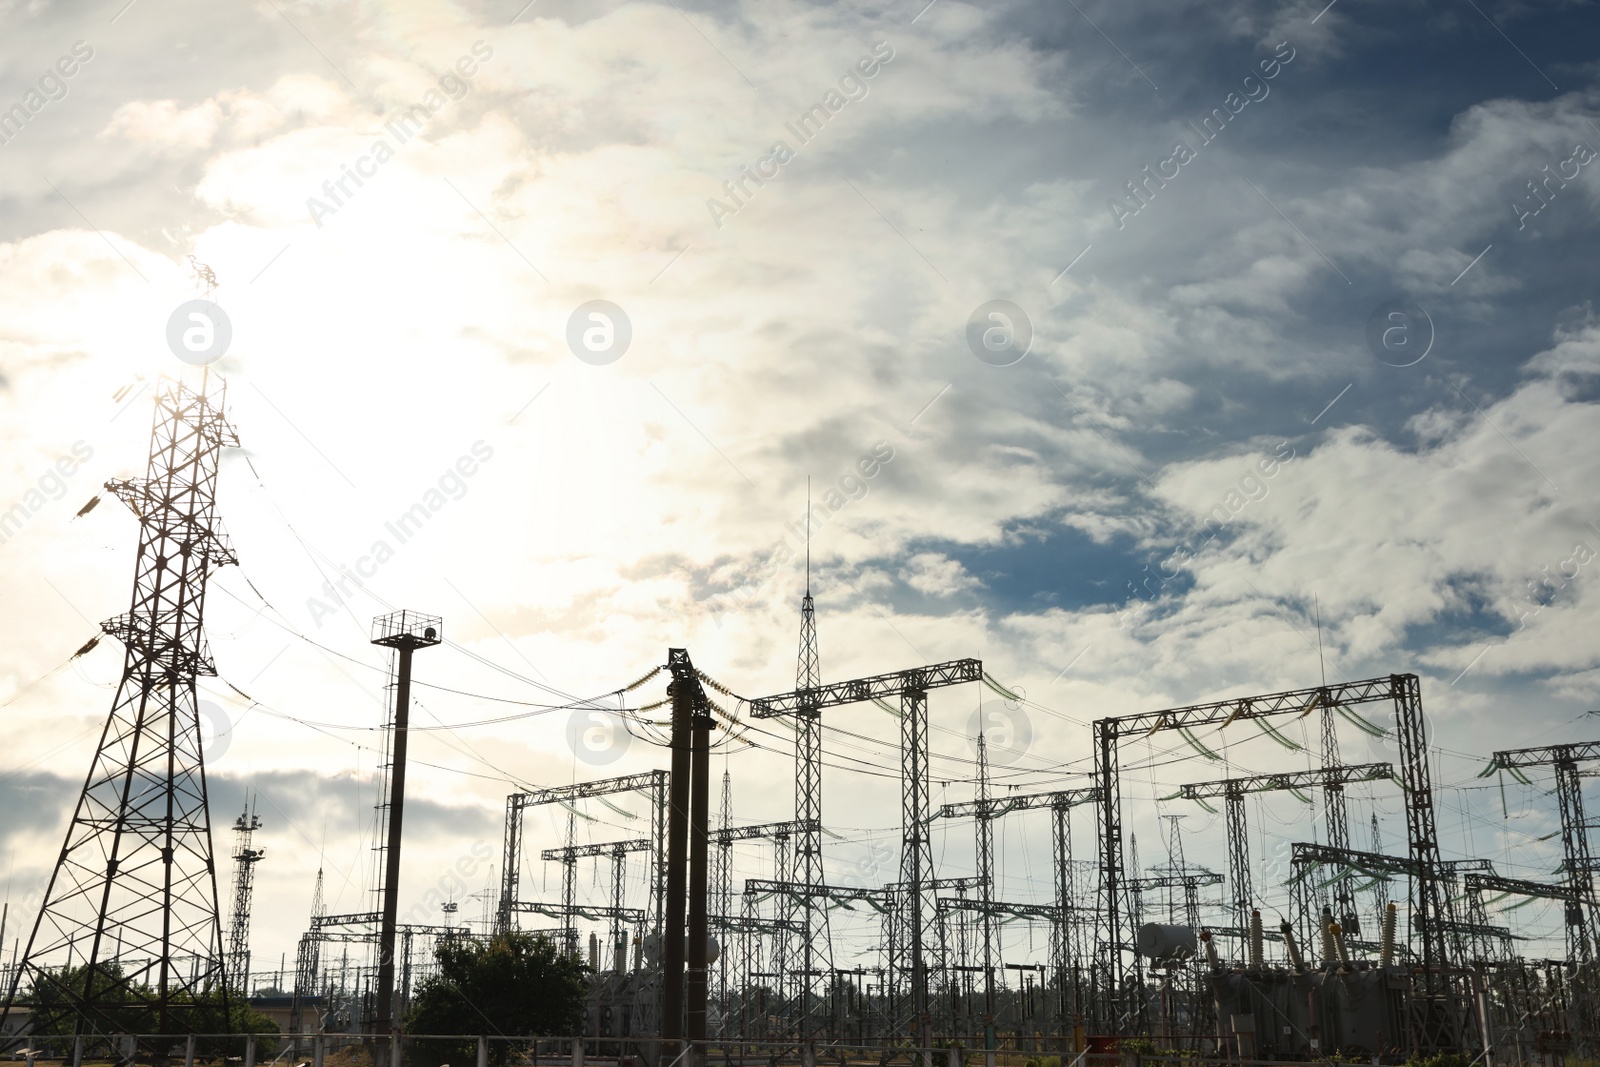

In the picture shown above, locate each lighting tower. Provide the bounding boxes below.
[369,610,443,1046]
[228,800,266,993]
[1,376,237,1037]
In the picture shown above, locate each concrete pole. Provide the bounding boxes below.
[686,706,712,1067]
[376,644,417,1051]
[662,671,693,1045]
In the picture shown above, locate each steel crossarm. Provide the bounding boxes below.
[748,659,984,717]
[936,786,1100,821]
[541,838,652,861]
[1177,763,1394,799]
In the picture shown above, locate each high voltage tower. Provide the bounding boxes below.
[2,376,237,1037]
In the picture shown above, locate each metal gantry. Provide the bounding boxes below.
[752,657,984,1044]
[1092,673,1453,1045]
[934,785,1100,1029]
[539,837,651,962]
[498,770,668,941]
[1175,763,1393,938]
[1489,741,1600,1049]
[1490,743,1600,969]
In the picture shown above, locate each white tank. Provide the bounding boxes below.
[1135,922,1197,959]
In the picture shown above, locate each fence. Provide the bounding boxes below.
[0,1034,1111,1067]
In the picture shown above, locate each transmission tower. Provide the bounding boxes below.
[228,800,266,993]
[1,376,237,1037]
[791,505,831,1039]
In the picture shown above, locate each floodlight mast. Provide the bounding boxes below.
[370,610,443,1051]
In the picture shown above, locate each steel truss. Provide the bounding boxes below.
[497,771,667,944]
[2,377,237,1038]
[1093,674,1457,1047]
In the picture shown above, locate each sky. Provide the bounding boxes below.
[1,0,1599,989]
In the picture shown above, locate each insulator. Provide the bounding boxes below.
[1201,928,1219,969]
[1330,921,1350,968]
[1249,909,1264,969]
[1320,906,1337,963]
[1281,921,1305,971]
[1379,901,1398,967]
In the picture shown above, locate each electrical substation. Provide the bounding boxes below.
[2,375,1597,1067]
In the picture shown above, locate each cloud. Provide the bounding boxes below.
[101,99,224,154]
[899,552,982,597]
[1,0,1597,969]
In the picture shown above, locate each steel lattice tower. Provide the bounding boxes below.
[897,685,938,1048]
[974,733,995,1018]
[2,376,238,1036]
[290,866,326,1044]
[227,801,265,992]
[791,520,831,1038]
[1318,695,1360,934]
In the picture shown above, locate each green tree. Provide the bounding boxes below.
[27,962,155,1037]
[25,963,276,1057]
[404,932,587,1066]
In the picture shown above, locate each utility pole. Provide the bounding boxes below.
[370,610,443,1057]
[663,650,717,1065]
